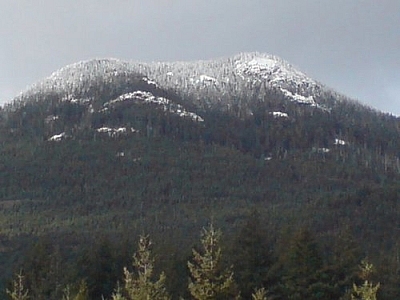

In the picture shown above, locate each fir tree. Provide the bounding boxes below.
[7,271,29,300]
[251,287,269,300]
[62,281,89,300]
[187,224,238,300]
[113,235,170,300]
[351,260,380,300]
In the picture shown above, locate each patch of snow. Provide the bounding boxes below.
[166,72,174,76]
[105,91,169,106]
[103,91,204,122]
[62,94,91,104]
[142,77,158,86]
[199,75,218,84]
[116,127,126,133]
[239,58,277,76]
[96,127,113,133]
[45,115,59,123]
[334,138,347,145]
[178,111,204,122]
[48,132,66,142]
[280,88,315,106]
[96,126,138,137]
[271,111,289,118]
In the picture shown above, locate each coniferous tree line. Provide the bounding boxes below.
[4,220,390,300]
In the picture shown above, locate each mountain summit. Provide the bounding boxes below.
[13,52,340,114]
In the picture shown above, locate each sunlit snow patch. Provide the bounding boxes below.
[280,88,315,106]
[334,138,347,145]
[142,77,158,86]
[96,127,137,137]
[102,91,204,122]
[199,75,218,84]
[271,111,289,118]
[48,132,67,142]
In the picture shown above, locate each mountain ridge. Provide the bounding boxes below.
[3,52,400,166]
[9,52,359,115]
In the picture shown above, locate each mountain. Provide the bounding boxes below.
[5,52,400,162]
[0,52,400,298]
[13,52,335,111]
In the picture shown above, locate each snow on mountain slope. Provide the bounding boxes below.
[12,52,332,113]
[17,58,136,102]
[235,53,316,91]
[138,52,330,111]
[101,91,204,122]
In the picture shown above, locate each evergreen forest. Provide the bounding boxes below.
[0,55,399,299]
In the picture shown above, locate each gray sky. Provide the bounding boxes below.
[1,0,399,114]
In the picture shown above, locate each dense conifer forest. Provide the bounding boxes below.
[0,54,399,299]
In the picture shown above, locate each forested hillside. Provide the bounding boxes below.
[0,53,399,299]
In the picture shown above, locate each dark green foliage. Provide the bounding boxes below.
[77,237,128,299]
[18,239,65,300]
[280,229,337,300]
[232,209,274,299]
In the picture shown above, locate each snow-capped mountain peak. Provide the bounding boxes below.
[233,52,319,105]
[11,52,336,115]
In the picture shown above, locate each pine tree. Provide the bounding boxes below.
[351,260,380,300]
[187,223,238,300]
[62,281,89,300]
[7,271,29,300]
[111,285,126,300]
[113,235,170,300]
[251,287,269,300]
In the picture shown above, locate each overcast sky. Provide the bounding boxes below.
[1,0,399,114]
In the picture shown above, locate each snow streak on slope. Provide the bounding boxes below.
[102,91,204,122]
